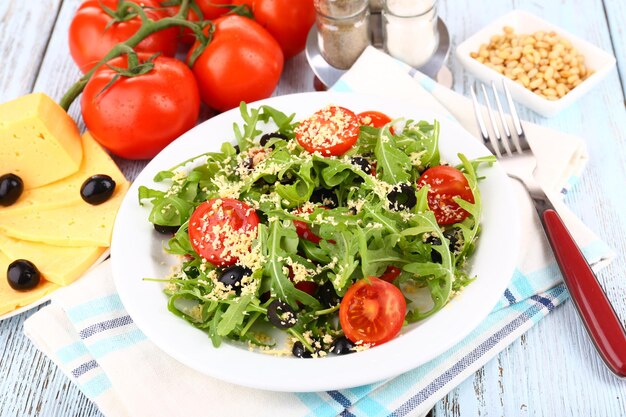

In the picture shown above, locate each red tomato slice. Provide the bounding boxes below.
[379,266,402,283]
[339,276,406,345]
[286,266,318,295]
[293,206,327,244]
[357,111,392,128]
[416,166,475,225]
[295,106,360,156]
[188,198,259,267]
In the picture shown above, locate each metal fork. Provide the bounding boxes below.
[471,80,626,378]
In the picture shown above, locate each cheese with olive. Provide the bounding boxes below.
[0,180,129,247]
[0,93,83,189]
[0,234,106,286]
[3,132,127,213]
[0,250,59,316]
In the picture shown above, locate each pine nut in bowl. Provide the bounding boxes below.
[456,10,616,118]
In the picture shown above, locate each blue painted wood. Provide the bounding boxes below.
[1,0,625,416]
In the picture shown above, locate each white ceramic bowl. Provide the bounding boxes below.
[456,10,616,118]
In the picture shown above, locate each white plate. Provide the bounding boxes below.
[456,10,616,118]
[112,92,520,392]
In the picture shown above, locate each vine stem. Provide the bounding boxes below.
[59,0,208,111]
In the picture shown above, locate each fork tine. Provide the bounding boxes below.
[469,84,495,155]
[502,80,530,151]
[490,81,513,156]
[479,83,504,157]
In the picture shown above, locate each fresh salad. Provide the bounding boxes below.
[138,103,494,358]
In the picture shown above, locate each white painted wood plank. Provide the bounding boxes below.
[0,0,61,102]
[603,0,626,97]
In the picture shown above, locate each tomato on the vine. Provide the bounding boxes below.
[232,0,315,59]
[188,15,283,112]
[81,54,200,159]
[416,166,475,225]
[188,198,260,267]
[151,0,233,44]
[68,0,178,73]
[339,276,406,345]
[295,106,360,156]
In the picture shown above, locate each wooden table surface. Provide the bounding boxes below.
[1,1,625,416]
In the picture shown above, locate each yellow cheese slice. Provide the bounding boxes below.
[3,131,127,213]
[0,93,82,189]
[0,181,130,247]
[0,234,106,286]
[0,250,59,316]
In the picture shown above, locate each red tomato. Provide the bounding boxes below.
[379,266,402,283]
[416,166,475,225]
[295,106,360,156]
[286,266,318,296]
[339,277,406,345]
[232,0,315,59]
[68,0,178,73]
[81,54,200,159]
[293,206,327,244]
[152,0,232,44]
[196,0,233,19]
[357,111,392,128]
[188,198,260,267]
[188,15,284,112]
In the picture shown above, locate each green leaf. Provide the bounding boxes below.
[216,295,253,336]
[374,132,412,184]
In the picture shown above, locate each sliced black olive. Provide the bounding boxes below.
[260,132,287,148]
[292,341,313,358]
[153,224,179,234]
[7,259,40,291]
[310,187,338,208]
[350,157,372,175]
[279,172,296,185]
[233,144,241,154]
[0,173,24,206]
[184,266,200,279]
[318,281,340,308]
[426,229,462,263]
[267,299,297,329]
[330,336,355,355]
[218,265,252,294]
[387,183,417,211]
[80,174,116,205]
[240,157,254,172]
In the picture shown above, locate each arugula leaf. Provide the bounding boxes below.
[374,131,412,184]
[217,295,253,336]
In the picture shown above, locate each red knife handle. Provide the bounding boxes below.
[542,208,626,377]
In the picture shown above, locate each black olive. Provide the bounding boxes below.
[260,132,287,148]
[292,341,313,358]
[318,281,340,308]
[184,266,200,279]
[0,173,24,206]
[330,336,355,355]
[241,157,254,172]
[426,229,462,263]
[233,144,241,154]
[153,224,179,234]
[7,259,40,291]
[279,172,296,185]
[80,175,116,205]
[267,299,297,329]
[310,187,338,208]
[387,183,417,211]
[218,265,252,294]
[350,157,372,175]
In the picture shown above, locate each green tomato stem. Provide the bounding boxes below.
[59,0,210,111]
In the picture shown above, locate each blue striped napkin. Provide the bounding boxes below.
[24,47,614,417]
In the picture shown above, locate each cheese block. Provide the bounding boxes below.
[0,234,106,286]
[3,132,127,213]
[0,250,59,316]
[0,181,130,247]
[0,93,83,189]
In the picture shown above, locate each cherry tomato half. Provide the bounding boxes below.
[293,206,327,244]
[357,111,392,128]
[416,166,475,225]
[286,266,319,296]
[379,266,402,283]
[339,276,406,345]
[295,106,360,156]
[188,198,259,267]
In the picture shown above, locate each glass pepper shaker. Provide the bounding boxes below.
[383,0,439,68]
[369,0,384,13]
[314,0,371,70]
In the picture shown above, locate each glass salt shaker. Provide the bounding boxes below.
[383,0,439,68]
[314,0,371,70]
